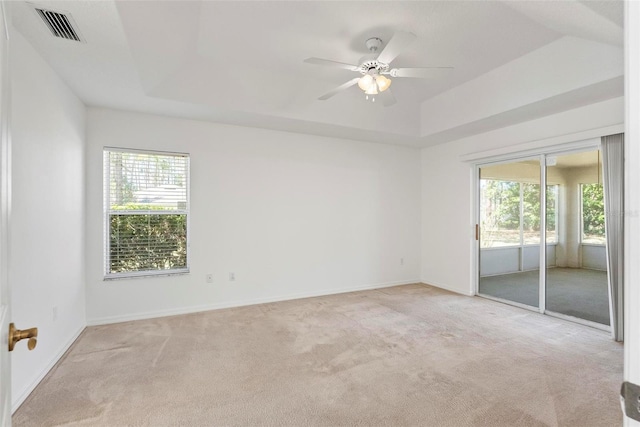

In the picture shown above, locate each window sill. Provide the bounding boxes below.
[104,269,190,281]
[481,243,558,250]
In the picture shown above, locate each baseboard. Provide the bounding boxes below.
[11,324,86,414]
[88,279,421,326]
[421,279,474,296]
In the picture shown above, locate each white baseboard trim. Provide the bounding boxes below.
[12,324,86,413]
[88,279,421,326]
[421,279,474,296]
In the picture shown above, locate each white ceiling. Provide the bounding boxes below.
[11,1,624,147]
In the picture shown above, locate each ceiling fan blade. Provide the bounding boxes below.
[391,67,454,78]
[318,78,360,100]
[304,57,359,72]
[378,89,397,107]
[376,31,417,64]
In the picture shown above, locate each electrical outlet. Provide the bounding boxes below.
[52,306,58,322]
[229,272,235,281]
[621,381,640,422]
[205,274,213,283]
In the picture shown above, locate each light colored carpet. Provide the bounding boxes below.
[479,268,609,325]
[14,284,623,426]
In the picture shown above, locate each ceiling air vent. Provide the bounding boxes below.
[34,7,84,43]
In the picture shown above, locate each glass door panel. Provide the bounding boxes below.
[544,151,610,325]
[479,159,541,308]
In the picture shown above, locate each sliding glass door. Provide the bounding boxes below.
[477,149,611,328]
[544,151,610,325]
[478,158,541,308]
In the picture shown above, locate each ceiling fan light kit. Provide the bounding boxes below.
[358,73,391,102]
[304,31,454,107]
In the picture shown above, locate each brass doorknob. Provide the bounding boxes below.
[8,323,38,352]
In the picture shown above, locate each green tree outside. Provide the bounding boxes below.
[480,179,557,247]
[109,207,187,273]
[582,183,605,243]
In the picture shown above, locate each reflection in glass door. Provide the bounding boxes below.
[478,159,541,308]
[477,150,611,329]
[544,151,610,325]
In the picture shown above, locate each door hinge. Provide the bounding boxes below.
[621,381,640,422]
[475,224,479,241]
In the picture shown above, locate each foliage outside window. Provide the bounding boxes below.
[581,183,605,245]
[545,184,558,244]
[104,149,189,278]
[480,179,558,248]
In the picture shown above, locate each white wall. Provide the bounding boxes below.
[582,245,607,270]
[480,245,556,277]
[624,2,640,424]
[421,96,623,295]
[9,32,86,410]
[85,108,421,324]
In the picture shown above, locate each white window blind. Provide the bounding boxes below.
[104,148,190,278]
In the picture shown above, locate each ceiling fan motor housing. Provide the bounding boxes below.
[357,57,390,75]
[359,37,390,75]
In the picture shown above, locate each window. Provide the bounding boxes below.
[581,183,605,245]
[480,179,558,248]
[545,184,558,244]
[104,148,189,278]
[521,182,541,245]
[480,180,521,247]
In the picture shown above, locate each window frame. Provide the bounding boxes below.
[103,147,191,280]
[545,183,559,245]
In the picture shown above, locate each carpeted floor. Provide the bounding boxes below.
[14,284,622,426]
[479,268,609,325]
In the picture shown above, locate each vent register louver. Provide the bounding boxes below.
[34,7,83,42]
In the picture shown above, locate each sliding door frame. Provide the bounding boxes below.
[474,154,544,312]
[540,153,547,314]
[543,146,611,332]
[473,139,608,331]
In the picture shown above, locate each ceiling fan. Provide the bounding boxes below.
[304,31,453,107]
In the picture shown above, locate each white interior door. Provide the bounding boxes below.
[0,2,11,425]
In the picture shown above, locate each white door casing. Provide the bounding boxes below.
[0,0,11,424]
[625,1,640,426]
